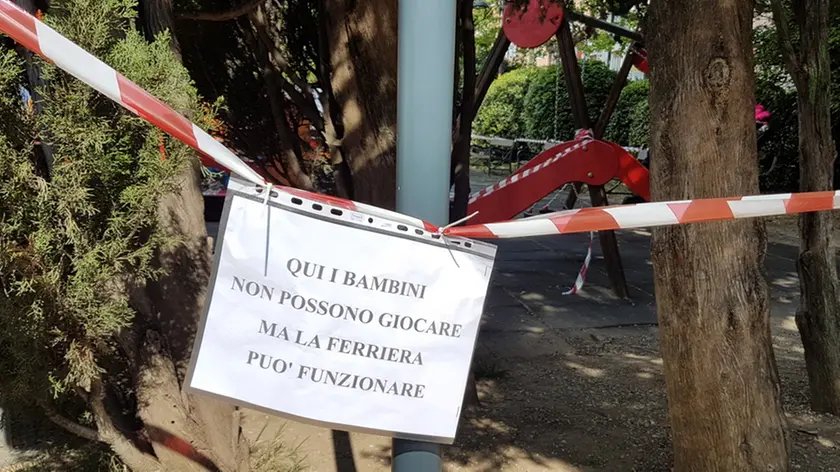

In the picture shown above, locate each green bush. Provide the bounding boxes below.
[605,79,648,145]
[520,60,617,141]
[477,60,620,142]
[0,0,212,451]
[628,98,649,148]
[522,66,559,140]
[473,68,535,138]
[580,59,618,128]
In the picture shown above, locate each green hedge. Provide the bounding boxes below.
[580,60,618,130]
[628,98,649,148]
[472,60,820,194]
[473,67,535,139]
[520,60,620,141]
[521,66,559,140]
[476,60,644,143]
[605,79,648,146]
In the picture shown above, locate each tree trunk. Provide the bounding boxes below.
[140,0,182,60]
[648,0,791,470]
[125,163,250,472]
[243,5,316,191]
[450,0,476,223]
[127,2,250,471]
[791,0,840,415]
[322,0,398,209]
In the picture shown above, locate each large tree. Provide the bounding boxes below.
[0,0,249,470]
[136,0,252,470]
[647,0,791,470]
[769,0,840,415]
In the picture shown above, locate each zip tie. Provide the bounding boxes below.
[262,183,274,206]
[439,211,479,233]
[437,211,480,268]
[574,128,594,140]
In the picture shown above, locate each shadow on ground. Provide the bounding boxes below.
[347,225,840,471]
[0,400,112,470]
[6,207,838,471]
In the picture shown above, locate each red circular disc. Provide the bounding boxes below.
[503,0,564,49]
[632,48,649,74]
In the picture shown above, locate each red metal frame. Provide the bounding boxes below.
[493,0,650,298]
[468,140,650,225]
[476,2,652,226]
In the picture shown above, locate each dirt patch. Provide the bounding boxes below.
[260,324,840,472]
[249,217,840,472]
[447,327,839,471]
[5,216,837,471]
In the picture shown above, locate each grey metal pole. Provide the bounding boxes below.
[393,0,457,470]
[395,0,457,226]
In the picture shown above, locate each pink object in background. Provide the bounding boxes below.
[755,104,771,124]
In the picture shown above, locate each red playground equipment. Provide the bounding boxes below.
[466,0,653,298]
[466,133,650,225]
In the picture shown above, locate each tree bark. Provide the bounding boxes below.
[450,0,476,223]
[139,0,182,60]
[322,0,398,209]
[89,379,164,472]
[129,2,251,471]
[648,0,791,470]
[243,5,316,191]
[770,0,840,415]
[131,153,251,472]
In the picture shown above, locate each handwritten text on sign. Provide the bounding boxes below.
[186,184,497,443]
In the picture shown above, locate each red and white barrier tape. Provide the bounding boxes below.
[504,131,595,294]
[521,184,594,295]
[0,1,266,186]
[468,137,592,205]
[7,2,840,294]
[0,1,437,232]
[563,232,594,295]
[447,192,840,238]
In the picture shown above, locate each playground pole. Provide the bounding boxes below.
[393,0,457,470]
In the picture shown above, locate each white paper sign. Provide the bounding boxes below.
[186,177,497,443]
